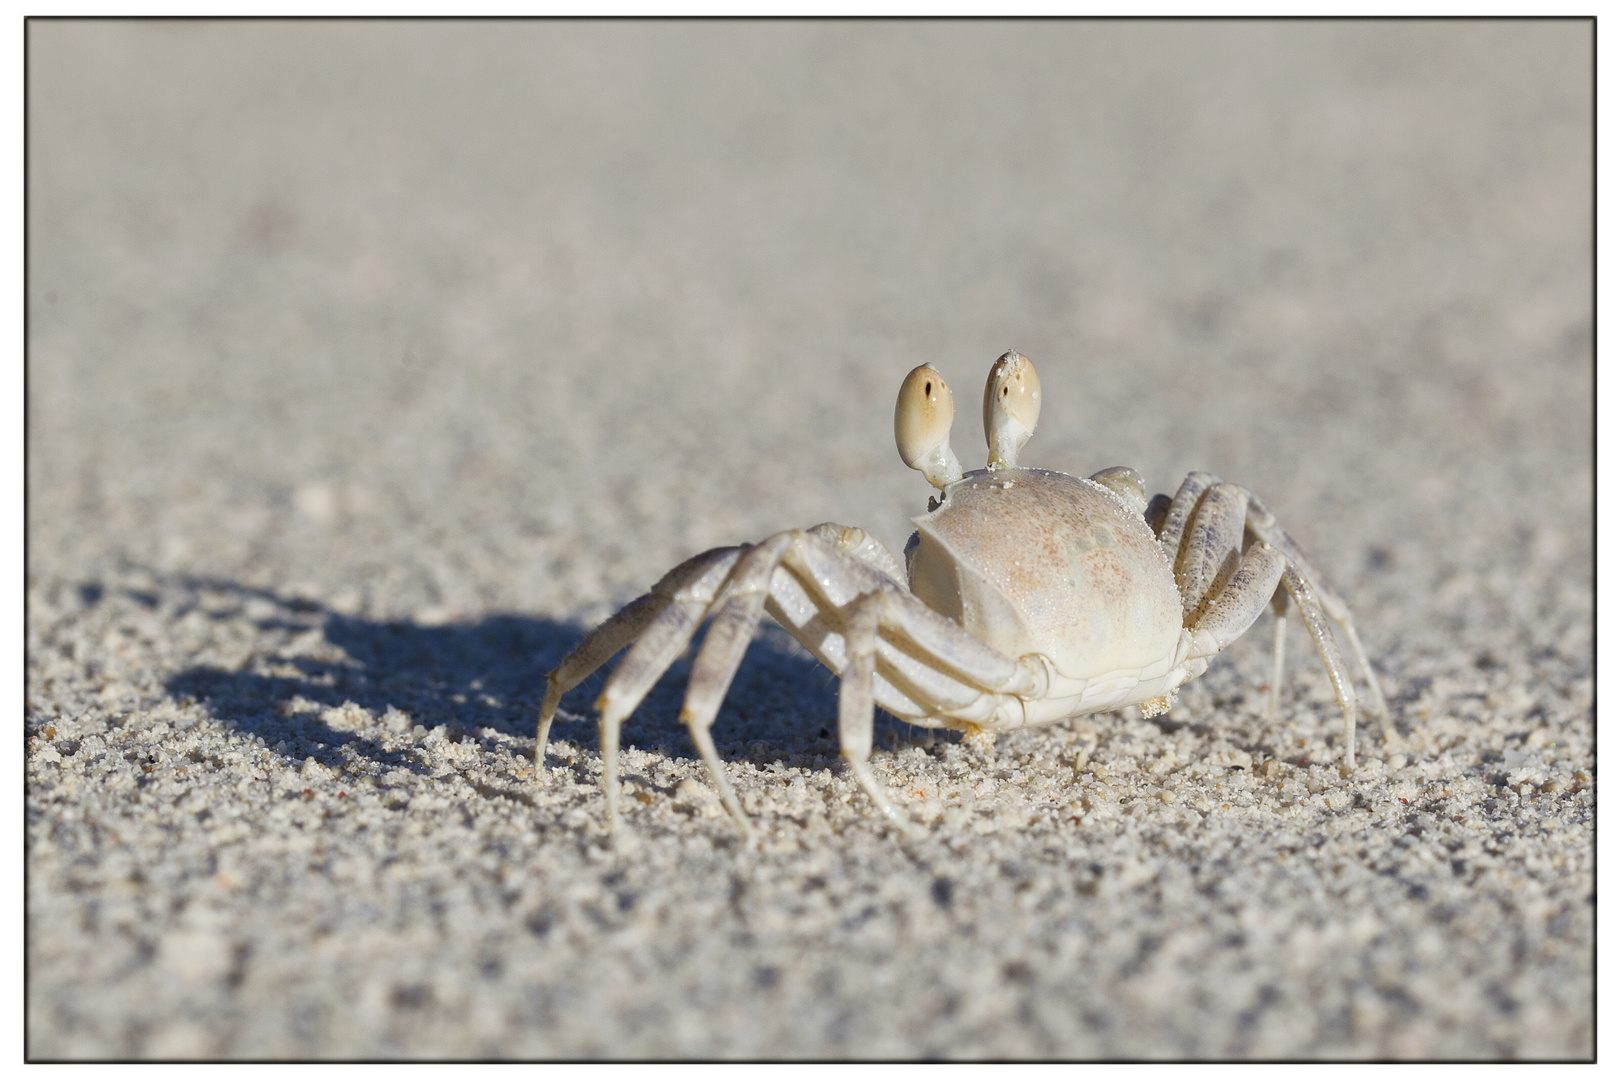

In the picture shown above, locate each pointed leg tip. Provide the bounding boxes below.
[866,794,921,840]
[875,799,923,841]
[718,804,762,849]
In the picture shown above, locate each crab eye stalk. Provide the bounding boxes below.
[894,363,964,490]
[982,350,1041,470]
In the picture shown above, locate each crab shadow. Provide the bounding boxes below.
[161,577,925,777]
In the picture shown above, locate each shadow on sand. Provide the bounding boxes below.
[159,576,903,775]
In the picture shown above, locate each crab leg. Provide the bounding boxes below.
[837,590,920,838]
[767,577,951,721]
[534,594,667,764]
[535,547,743,769]
[674,534,796,837]
[706,530,1027,832]
[1266,581,1290,720]
[592,528,901,839]
[784,534,1030,695]
[759,527,1034,706]
[1177,481,1383,765]
[1174,481,1250,626]
[1155,471,1220,569]
[771,555,1027,727]
[568,523,1041,838]
[1145,492,1172,535]
[1243,495,1392,736]
[763,576,927,721]
[537,548,744,840]
[701,528,1036,832]
[778,541,1043,738]
[1278,565,1361,768]
[767,560,1001,729]
[1189,541,1287,652]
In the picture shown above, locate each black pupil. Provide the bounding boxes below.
[924,382,931,395]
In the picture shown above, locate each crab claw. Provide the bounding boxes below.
[895,363,964,490]
[983,351,1041,470]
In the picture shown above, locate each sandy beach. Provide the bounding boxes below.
[27,21,1593,1058]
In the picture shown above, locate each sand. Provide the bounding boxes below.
[26,21,1593,1058]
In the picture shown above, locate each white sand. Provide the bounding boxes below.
[26,22,1592,1058]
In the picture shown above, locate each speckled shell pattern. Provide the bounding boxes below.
[907,468,1185,683]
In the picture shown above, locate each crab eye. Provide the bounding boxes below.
[982,351,1042,470]
[895,363,953,467]
[895,363,964,490]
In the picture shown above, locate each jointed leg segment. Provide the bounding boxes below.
[1156,471,1220,573]
[535,525,1029,840]
[836,591,916,837]
[1277,565,1360,766]
[1266,581,1289,721]
[1176,481,1252,627]
[534,591,668,764]
[671,536,797,831]
[1153,472,1392,767]
[1243,496,1392,734]
[594,558,746,833]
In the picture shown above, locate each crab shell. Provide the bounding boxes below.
[904,467,1184,684]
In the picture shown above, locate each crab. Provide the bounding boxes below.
[536,351,1392,838]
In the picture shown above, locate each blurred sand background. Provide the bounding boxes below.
[27,21,1593,1058]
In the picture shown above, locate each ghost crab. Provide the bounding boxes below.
[537,352,1391,838]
